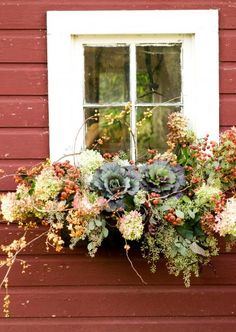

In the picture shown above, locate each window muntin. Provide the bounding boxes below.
[83,42,182,160]
[47,10,219,162]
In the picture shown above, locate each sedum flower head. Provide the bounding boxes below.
[118,211,144,241]
[1,193,19,222]
[34,167,63,201]
[195,184,221,207]
[215,197,236,236]
[140,160,185,197]
[167,112,196,150]
[77,150,104,177]
[1,188,33,223]
[134,190,147,209]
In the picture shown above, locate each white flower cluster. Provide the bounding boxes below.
[1,188,33,223]
[134,190,147,209]
[118,211,144,241]
[34,167,63,201]
[215,197,236,236]
[195,184,221,206]
[77,150,104,184]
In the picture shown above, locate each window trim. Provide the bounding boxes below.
[47,10,219,162]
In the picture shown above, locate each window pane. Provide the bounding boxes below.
[84,46,129,104]
[136,106,180,161]
[84,107,130,155]
[136,45,181,103]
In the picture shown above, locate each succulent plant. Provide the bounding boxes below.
[91,162,140,210]
[140,160,185,197]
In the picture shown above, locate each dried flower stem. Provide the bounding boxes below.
[125,241,147,285]
[0,230,48,289]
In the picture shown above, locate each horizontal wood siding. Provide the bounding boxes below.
[0,1,235,330]
[1,317,236,332]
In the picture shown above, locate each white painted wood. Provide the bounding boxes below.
[47,10,219,162]
[130,43,137,161]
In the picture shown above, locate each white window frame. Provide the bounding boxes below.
[47,10,219,162]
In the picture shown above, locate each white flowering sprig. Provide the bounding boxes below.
[215,197,236,236]
[117,211,144,241]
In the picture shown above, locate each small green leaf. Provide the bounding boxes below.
[178,246,188,256]
[182,195,191,203]
[88,221,95,230]
[175,210,185,219]
[190,242,207,256]
[188,210,195,219]
[176,225,194,240]
[95,219,102,227]
[87,242,95,251]
[103,228,109,238]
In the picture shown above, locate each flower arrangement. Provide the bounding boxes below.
[0,111,236,316]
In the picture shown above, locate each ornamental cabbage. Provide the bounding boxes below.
[140,160,185,197]
[91,162,140,210]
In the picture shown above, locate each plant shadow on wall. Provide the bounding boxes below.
[0,105,236,317]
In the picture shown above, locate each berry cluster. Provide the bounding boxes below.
[200,212,215,235]
[53,161,80,180]
[15,162,46,185]
[60,179,79,201]
[149,192,161,206]
[189,135,216,161]
[164,208,183,226]
[53,161,80,201]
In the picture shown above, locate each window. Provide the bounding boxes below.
[83,41,182,161]
[47,10,219,162]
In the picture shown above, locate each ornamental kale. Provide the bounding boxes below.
[140,160,186,197]
[91,162,140,210]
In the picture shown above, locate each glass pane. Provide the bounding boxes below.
[84,107,130,155]
[136,106,180,161]
[136,45,181,103]
[84,46,129,104]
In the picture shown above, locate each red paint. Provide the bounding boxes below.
[0,285,236,318]
[220,94,236,126]
[0,128,49,159]
[0,1,235,329]
[0,64,47,96]
[0,30,46,63]
[0,317,235,332]
[0,96,48,128]
[0,1,235,29]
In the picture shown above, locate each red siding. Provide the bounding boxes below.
[0,1,236,330]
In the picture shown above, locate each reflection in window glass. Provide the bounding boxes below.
[136,106,180,161]
[136,45,181,103]
[84,107,130,155]
[83,43,182,159]
[84,46,129,104]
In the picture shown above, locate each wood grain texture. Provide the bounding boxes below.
[0,30,46,63]
[0,64,47,96]
[0,128,49,159]
[1,317,236,332]
[220,94,236,125]
[220,30,236,62]
[220,62,236,93]
[1,254,236,287]
[0,97,48,127]
[1,285,236,318]
[0,1,235,29]
[0,1,234,328]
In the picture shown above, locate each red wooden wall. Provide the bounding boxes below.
[0,1,236,331]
